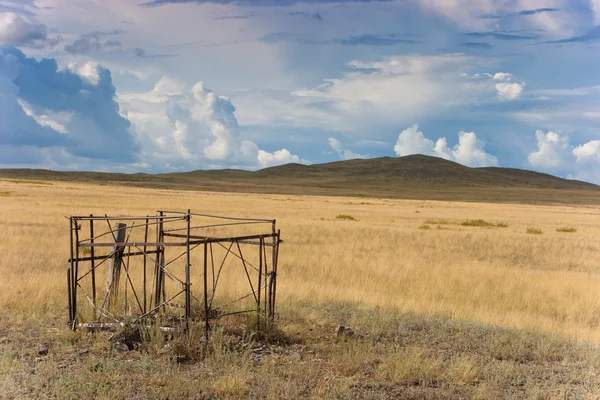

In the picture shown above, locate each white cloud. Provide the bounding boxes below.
[592,0,600,25]
[417,0,580,36]
[328,137,369,160]
[258,148,307,168]
[452,131,499,167]
[394,124,498,167]
[0,12,47,47]
[17,99,71,134]
[528,130,576,169]
[528,130,600,183]
[119,77,307,170]
[0,48,138,163]
[240,56,525,135]
[394,124,436,157]
[573,140,600,165]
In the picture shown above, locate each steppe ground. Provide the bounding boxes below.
[1,178,600,399]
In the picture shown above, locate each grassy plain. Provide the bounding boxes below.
[1,178,600,398]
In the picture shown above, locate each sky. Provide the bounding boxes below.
[0,0,599,183]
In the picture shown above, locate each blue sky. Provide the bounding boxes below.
[0,0,599,183]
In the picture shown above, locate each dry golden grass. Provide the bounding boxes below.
[1,178,600,342]
[2,178,600,398]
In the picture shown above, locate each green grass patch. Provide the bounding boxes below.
[336,214,357,221]
[526,227,543,235]
[556,226,577,233]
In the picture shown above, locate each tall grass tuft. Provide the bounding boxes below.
[556,226,577,233]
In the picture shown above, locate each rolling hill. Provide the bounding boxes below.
[1,155,598,204]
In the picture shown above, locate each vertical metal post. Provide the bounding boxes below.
[185,210,191,324]
[203,241,209,339]
[271,229,280,320]
[155,212,165,309]
[67,267,73,328]
[143,216,149,315]
[257,236,263,328]
[89,216,96,320]
[68,217,75,328]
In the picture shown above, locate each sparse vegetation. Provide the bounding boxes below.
[527,227,543,235]
[461,219,508,228]
[0,191,10,196]
[557,226,577,233]
[336,214,357,221]
[425,218,508,228]
[1,180,600,398]
[419,224,431,230]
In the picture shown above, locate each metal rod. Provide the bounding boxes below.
[209,241,234,309]
[185,210,191,323]
[72,218,79,328]
[235,240,257,303]
[89,216,96,320]
[67,267,73,327]
[271,229,280,320]
[257,236,263,329]
[143,217,149,315]
[68,217,74,327]
[72,215,184,221]
[203,241,209,339]
[157,210,275,223]
[163,220,273,234]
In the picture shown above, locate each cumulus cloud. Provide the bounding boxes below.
[492,72,525,100]
[528,130,600,171]
[394,124,498,167]
[527,130,600,183]
[258,149,305,168]
[0,48,138,164]
[328,137,369,160]
[527,130,575,169]
[118,78,307,170]
[0,12,47,47]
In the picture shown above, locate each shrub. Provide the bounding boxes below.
[419,224,431,230]
[336,214,357,221]
[526,227,543,235]
[461,219,507,228]
[556,226,577,233]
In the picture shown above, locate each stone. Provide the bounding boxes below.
[335,325,354,338]
[290,351,303,361]
[112,342,129,352]
[37,345,49,356]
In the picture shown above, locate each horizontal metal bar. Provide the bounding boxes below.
[80,233,278,248]
[80,242,186,247]
[72,215,185,221]
[163,220,272,234]
[78,322,177,332]
[69,249,160,263]
[157,210,275,223]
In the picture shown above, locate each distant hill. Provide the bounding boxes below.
[1,155,598,204]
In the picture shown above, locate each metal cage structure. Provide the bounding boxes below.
[67,210,281,333]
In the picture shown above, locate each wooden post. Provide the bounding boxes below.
[104,223,126,311]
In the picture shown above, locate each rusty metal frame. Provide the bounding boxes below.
[67,210,281,334]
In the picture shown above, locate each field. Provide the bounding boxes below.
[1,178,600,399]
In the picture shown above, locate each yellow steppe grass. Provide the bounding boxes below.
[1,179,600,341]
